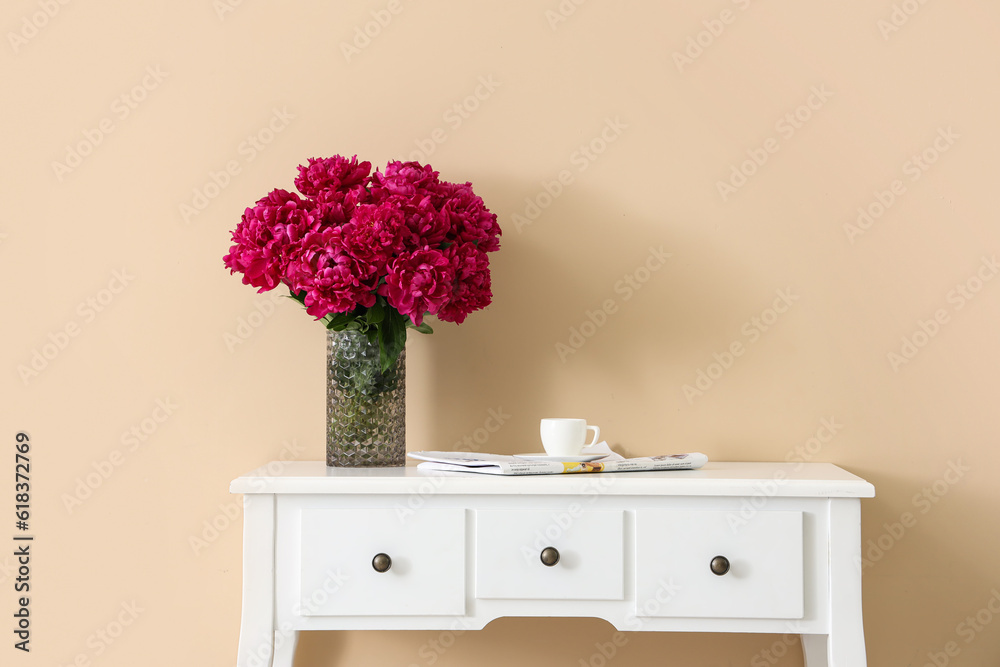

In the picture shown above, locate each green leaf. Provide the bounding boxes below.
[285,289,307,306]
[377,311,408,373]
[323,313,355,331]
[409,321,433,334]
[286,288,414,368]
[365,299,386,326]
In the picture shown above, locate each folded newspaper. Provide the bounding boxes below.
[408,442,708,476]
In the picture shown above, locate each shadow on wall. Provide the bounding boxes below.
[293,616,805,666]
[850,462,994,661]
[411,175,777,455]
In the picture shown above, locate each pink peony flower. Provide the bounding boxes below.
[223,189,318,292]
[393,193,451,249]
[369,162,500,253]
[294,155,371,198]
[379,247,454,326]
[372,160,439,197]
[225,155,500,341]
[329,203,407,271]
[286,228,378,318]
[438,242,493,324]
[439,181,501,252]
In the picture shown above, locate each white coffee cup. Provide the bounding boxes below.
[540,418,601,457]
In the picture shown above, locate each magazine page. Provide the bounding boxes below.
[415,460,573,475]
[408,445,707,476]
[407,442,622,465]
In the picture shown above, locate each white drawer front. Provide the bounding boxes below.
[635,510,803,619]
[299,508,465,616]
[476,509,623,600]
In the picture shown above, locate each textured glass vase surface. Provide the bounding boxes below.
[326,329,406,467]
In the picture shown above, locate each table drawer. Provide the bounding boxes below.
[475,509,623,600]
[635,510,803,619]
[299,508,465,616]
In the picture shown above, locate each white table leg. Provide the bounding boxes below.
[272,629,299,667]
[801,634,828,667]
[826,617,868,665]
[236,494,277,667]
[804,498,867,667]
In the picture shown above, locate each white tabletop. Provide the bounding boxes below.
[230,461,875,498]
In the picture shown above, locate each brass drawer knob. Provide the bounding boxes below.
[710,555,730,576]
[540,546,560,567]
[372,553,392,573]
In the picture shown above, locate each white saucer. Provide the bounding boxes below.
[513,453,608,462]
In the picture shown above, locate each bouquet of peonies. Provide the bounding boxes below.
[224,155,501,370]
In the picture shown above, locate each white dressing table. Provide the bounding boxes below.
[231,461,874,666]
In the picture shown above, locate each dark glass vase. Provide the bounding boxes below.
[326,330,406,467]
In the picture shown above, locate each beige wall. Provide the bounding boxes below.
[4,0,999,665]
